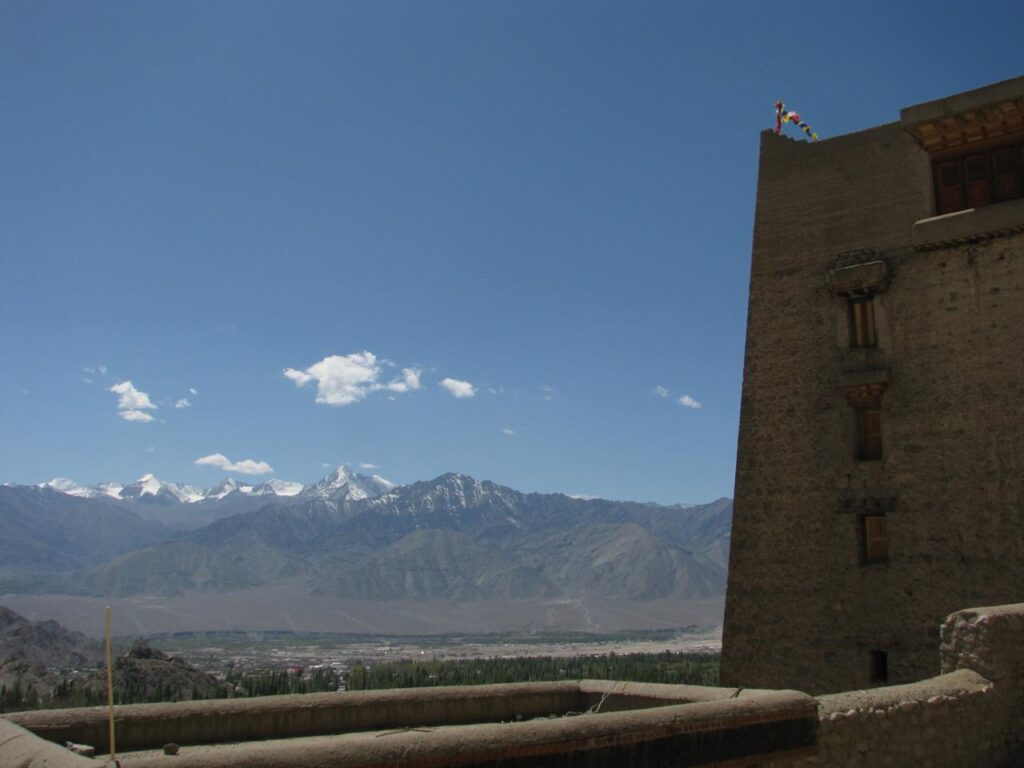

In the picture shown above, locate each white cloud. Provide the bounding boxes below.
[119,409,155,422]
[439,378,476,398]
[189,387,198,395]
[502,428,516,436]
[175,398,191,409]
[678,394,702,409]
[284,352,380,405]
[110,380,157,412]
[195,453,273,475]
[386,367,422,393]
[359,462,378,470]
[540,384,554,401]
[284,352,420,406]
[654,386,670,398]
[283,368,314,386]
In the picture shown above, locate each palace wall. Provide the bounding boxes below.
[722,106,1024,692]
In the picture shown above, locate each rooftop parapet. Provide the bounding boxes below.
[5,680,817,767]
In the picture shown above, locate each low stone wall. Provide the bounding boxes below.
[768,603,1024,768]
[4,681,817,767]
[110,691,817,768]
[6,681,584,751]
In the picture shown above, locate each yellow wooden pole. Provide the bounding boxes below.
[104,605,116,763]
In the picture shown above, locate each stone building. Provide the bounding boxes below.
[721,77,1024,694]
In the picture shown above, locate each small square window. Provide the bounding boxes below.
[848,296,877,348]
[862,515,888,563]
[870,650,888,684]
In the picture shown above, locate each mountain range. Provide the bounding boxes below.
[0,468,731,635]
[24,467,395,531]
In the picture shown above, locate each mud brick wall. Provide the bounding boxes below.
[722,120,1024,694]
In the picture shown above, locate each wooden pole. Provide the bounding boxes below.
[104,605,116,763]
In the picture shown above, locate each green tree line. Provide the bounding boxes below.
[346,651,720,690]
[0,667,343,713]
[1,651,718,713]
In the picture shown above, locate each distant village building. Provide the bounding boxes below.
[721,77,1024,694]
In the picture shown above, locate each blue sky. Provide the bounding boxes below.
[1,1,1020,503]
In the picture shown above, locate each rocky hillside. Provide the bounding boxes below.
[0,605,103,676]
[0,607,223,710]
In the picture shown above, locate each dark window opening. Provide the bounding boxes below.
[862,515,888,563]
[964,153,993,207]
[933,139,1024,215]
[870,650,888,684]
[848,296,877,348]
[993,146,1024,202]
[856,408,882,461]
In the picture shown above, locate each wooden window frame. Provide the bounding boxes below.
[845,384,885,462]
[848,295,877,349]
[932,138,1024,215]
[856,407,883,461]
[861,514,888,564]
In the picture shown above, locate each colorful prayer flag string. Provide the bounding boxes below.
[774,100,819,141]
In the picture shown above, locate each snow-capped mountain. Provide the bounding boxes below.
[250,479,305,497]
[204,478,249,501]
[38,474,203,503]
[306,465,396,503]
[37,478,125,500]
[35,466,389,507]
[37,478,94,497]
[118,474,205,505]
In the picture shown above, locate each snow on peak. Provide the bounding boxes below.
[308,465,394,502]
[254,479,304,496]
[39,478,93,497]
[37,478,127,500]
[206,478,244,500]
[96,482,124,499]
[28,467,388,505]
[123,474,205,503]
[369,474,397,492]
